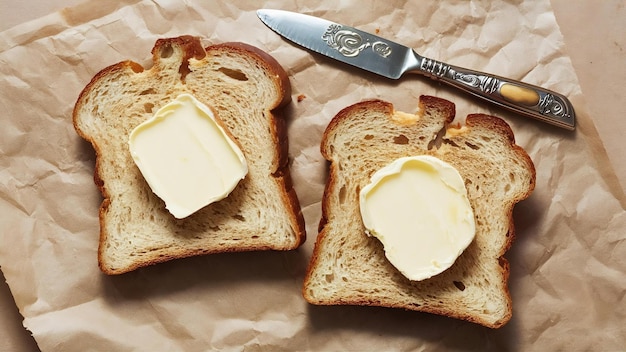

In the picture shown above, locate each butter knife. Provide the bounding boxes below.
[257,9,575,130]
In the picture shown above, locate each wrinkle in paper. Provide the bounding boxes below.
[0,0,624,351]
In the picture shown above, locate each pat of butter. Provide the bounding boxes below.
[129,93,248,219]
[391,111,419,125]
[444,125,469,138]
[359,155,475,281]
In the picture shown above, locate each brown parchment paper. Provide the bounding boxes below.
[1,0,625,350]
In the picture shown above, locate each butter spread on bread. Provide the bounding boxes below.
[359,155,475,282]
[129,93,248,219]
[73,36,305,274]
[303,96,535,328]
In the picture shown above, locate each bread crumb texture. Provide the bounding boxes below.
[304,96,535,328]
[73,36,304,275]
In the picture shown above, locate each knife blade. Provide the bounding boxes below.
[257,9,575,130]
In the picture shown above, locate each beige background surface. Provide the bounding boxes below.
[0,0,624,350]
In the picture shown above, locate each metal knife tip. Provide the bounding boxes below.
[256,9,273,19]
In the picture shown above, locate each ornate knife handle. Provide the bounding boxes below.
[414,56,575,130]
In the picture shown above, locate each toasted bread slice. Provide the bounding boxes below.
[303,96,535,328]
[73,36,305,275]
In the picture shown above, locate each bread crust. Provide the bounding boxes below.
[464,113,537,255]
[73,36,304,274]
[305,96,535,328]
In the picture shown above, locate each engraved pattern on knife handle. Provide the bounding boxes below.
[420,57,503,94]
[322,24,392,58]
[416,56,575,128]
[537,93,572,120]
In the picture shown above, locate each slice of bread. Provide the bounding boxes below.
[303,96,536,328]
[73,36,305,275]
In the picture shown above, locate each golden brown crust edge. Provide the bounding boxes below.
[318,99,393,232]
[462,113,536,328]
[305,96,534,329]
[73,61,143,275]
[217,41,292,109]
[209,41,305,250]
[214,41,305,249]
[73,36,305,274]
[465,113,537,255]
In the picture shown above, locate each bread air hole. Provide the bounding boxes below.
[364,134,374,140]
[159,44,174,58]
[453,281,466,291]
[393,134,409,145]
[465,141,480,150]
[338,185,347,204]
[139,88,156,95]
[325,273,334,283]
[218,67,248,81]
[444,139,461,148]
[427,128,445,150]
[143,103,154,114]
[509,172,516,182]
[233,214,245,221]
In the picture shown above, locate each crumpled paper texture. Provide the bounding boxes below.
[0,0,624,350]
